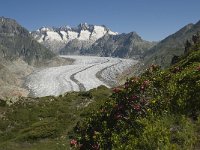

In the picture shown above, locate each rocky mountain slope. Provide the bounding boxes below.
[0,17,58,99]
[31,23,118,53]
[143,20,200,68]
[79,32,156,58]
[32,24,156,58]
[0,17,55,66]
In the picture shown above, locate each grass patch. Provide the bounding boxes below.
[0,86,111,149]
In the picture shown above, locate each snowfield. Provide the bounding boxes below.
[26,56,138,97]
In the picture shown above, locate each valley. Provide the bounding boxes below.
[25,55,137,97]
[0,14,200,149]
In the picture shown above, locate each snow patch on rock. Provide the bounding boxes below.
[46,31,62,41]
[78,30,91,40]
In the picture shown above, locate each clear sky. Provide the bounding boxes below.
[0,0,199,41]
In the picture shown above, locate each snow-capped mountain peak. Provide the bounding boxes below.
[38,26,52,32]
[78,22,90,30]
[31,23,117,53]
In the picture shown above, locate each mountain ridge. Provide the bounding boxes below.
[31,23,118,53]
[0,16,55,66]
[32,24,156,58]
[143,20,200,68]
[78,31,156,58]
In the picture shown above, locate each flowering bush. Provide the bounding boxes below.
[71,39,200,149]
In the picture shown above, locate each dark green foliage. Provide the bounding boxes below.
[19,120,61,141]
[0,99,6,107]
[78,91,93,98]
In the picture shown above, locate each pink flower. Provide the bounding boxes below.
[70,139,77,147]
[92,143,100,150]
[133,104,141,111]
[196,66,200,71]
[171,67,181,73]
[124,82,129,89]
[112,88,121,93]
[114,113,122,120]
[140,85,145,91]
[131,95,138,100]
[143,80,150,87]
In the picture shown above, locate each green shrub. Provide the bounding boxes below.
[0,99,6,107]
[18,120,60,141]
[125,115,197,150]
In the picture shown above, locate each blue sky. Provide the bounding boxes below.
[0,0,199,41]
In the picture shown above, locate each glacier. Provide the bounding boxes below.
[25,55,137,97]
